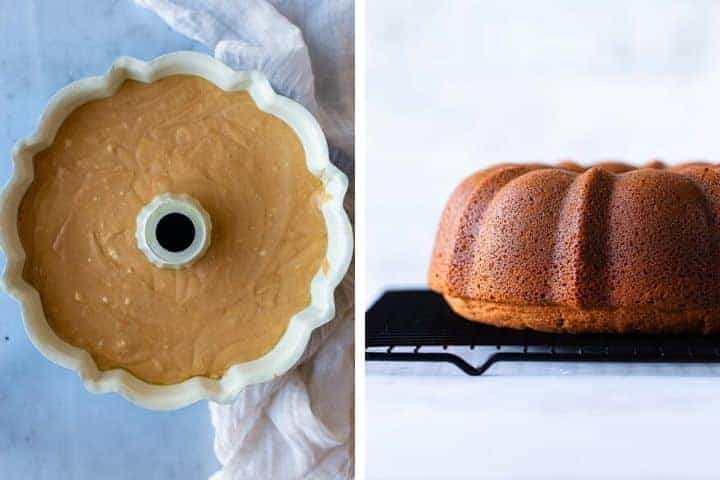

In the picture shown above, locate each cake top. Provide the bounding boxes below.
[489,160,718,174]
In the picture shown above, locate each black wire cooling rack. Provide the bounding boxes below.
[365,290,720,375]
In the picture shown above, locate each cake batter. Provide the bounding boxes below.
[18,75,328,384]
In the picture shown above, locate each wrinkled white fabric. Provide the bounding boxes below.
[209,275,354,480]
[134,1,354,479]
[135,0,354,161]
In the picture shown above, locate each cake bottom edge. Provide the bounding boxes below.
[443,295,720,335]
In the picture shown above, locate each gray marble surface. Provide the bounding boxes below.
[0,1,219,478]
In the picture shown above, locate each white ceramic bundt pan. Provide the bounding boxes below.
[0,52,353,410]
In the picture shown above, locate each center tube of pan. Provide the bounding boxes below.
[135,193,212,269]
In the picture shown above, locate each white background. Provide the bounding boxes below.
[366,1,720,479]
[367,0,720,303]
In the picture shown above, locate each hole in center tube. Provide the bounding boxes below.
[156,213,195,252]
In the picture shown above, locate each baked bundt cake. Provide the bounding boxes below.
[428,161,720,334]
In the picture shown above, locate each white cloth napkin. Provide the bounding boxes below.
[134,1,354,479]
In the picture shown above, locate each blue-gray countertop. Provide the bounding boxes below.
[0,1,219,478]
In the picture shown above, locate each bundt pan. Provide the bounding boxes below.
[429,161,720,335]
[0,52,353,410]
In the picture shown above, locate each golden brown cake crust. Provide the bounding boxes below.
[429,161,720,334]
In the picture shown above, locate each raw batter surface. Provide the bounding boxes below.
[18,75,328,384]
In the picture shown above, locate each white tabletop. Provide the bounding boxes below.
[367,364,720,480]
